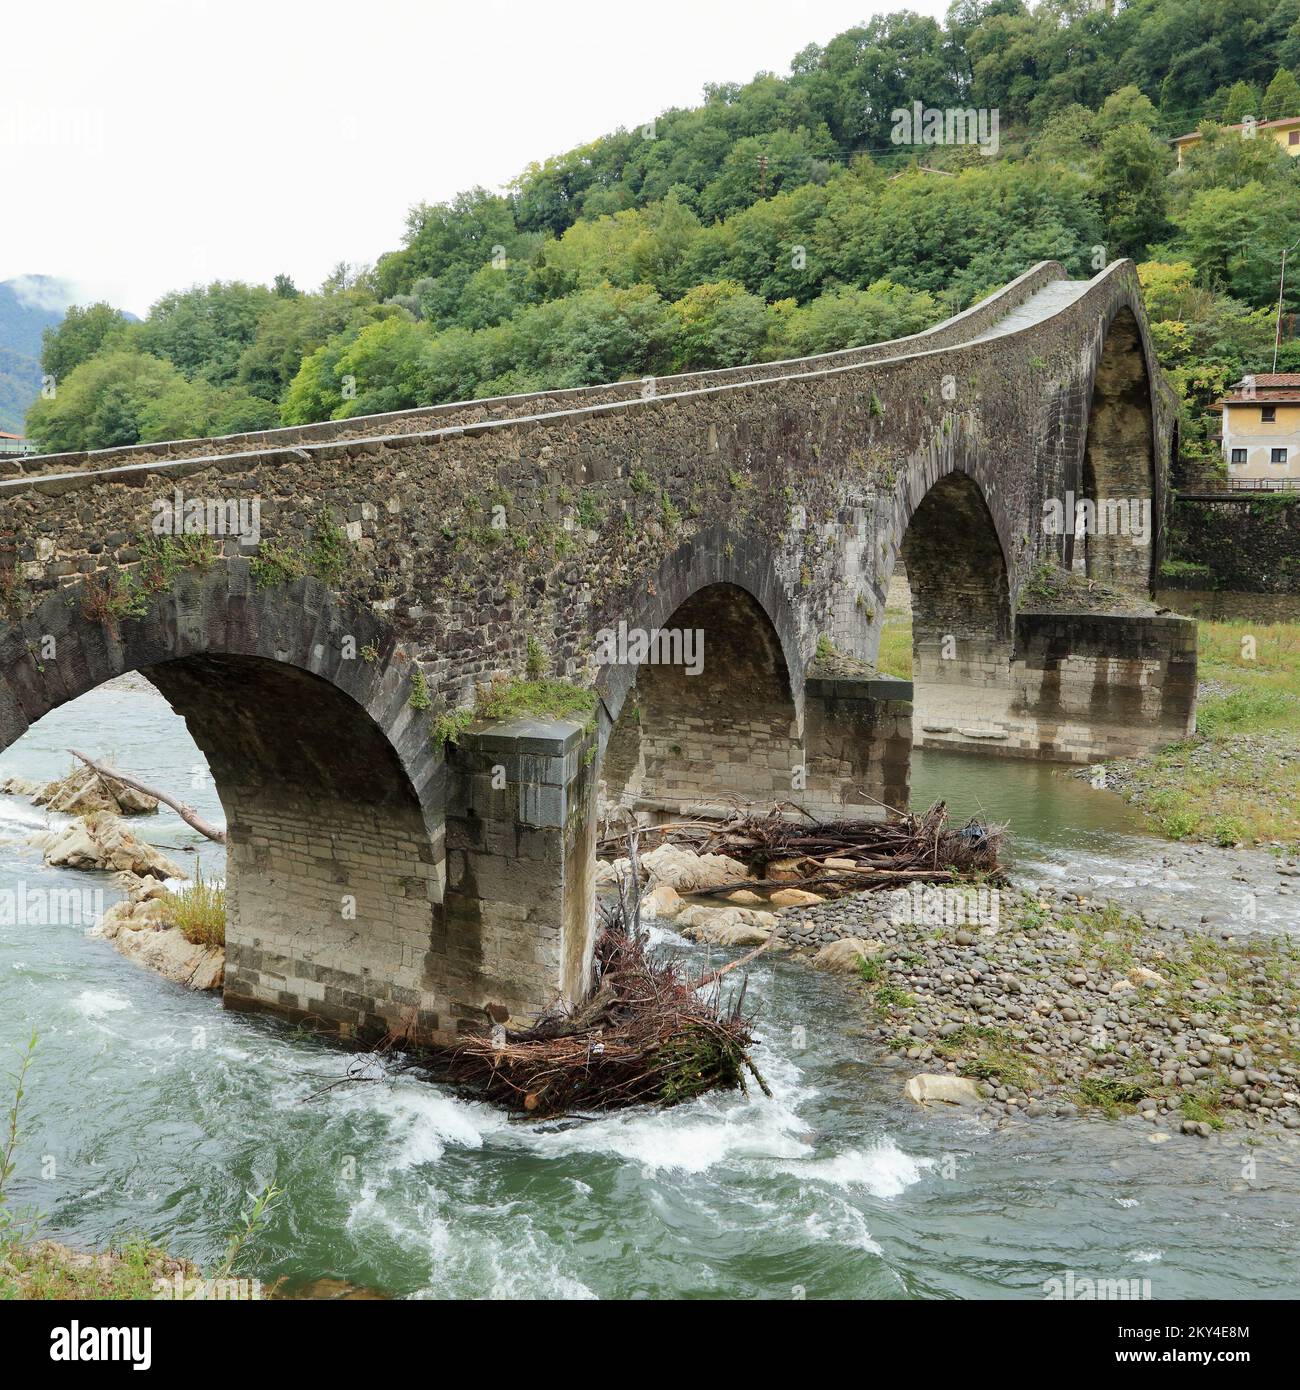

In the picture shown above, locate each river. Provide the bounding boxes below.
[0,681,1296,1299]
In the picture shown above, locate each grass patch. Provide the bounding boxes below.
[160,869,225,948]
[1075,1075,1149,1118]
[1102,617,1300,846]
[477,676,596,724]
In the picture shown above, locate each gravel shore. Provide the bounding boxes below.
[775,881,1300,1136]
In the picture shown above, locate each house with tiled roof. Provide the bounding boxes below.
[0,431,35,458]
[1209,375,1300,486]
[1173,115,1300,166]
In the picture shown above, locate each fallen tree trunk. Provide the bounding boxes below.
[68,749,226,844]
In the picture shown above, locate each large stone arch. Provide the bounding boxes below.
[0,563,518,1045]
[1076,303,1158,589]
[881,465,1014,751]
[595,527,804,820]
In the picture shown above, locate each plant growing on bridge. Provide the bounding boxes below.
[80,568,148,634]
[408,666,432,711]
[250,509,351,590]
[525,635,548,679]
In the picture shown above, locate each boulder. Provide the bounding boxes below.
[115,923,224,991]
[43,813,184,879]
[641,883,684,920]
[765,857,805,882]
[725,889,765,906]
[33,765,158,818]
[640,843,748,894]
[812,937,884,973]
[770,887,825,908]
[904,1073,982,1106]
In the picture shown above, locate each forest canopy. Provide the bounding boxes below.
[27,0,1300,459]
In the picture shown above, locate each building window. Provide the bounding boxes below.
[1231,448,1247,464]
[1272,447,1288,464]
[1291,131,1299,145]
[1262,405,1277,422]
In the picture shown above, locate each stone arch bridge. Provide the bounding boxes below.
[0,259,1196,1042]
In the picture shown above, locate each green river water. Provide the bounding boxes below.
[0,682,1295,1299]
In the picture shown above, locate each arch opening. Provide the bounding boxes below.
[600,581,800,821]
[1077,306,1157,589]
[889,470,1014,751]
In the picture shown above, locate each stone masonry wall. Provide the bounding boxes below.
[1166,495,1300,594]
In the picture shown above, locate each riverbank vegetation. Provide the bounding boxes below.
[1099,618,1300,847]
[21,2,1300,458]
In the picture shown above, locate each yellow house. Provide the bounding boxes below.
[1210,375,1300,486]
[1173,115,1300,166]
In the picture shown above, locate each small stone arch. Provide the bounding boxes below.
[882,466,1014,750]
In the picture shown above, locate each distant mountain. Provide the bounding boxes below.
[0,276,72,434]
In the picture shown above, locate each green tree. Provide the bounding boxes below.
[1262,66,1300,119]
[26,351,192,451]
[40,303,130,386]
[669,281,770,369]
[1097,123,1173,259]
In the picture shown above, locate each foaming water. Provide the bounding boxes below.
[0,684,1297,1299]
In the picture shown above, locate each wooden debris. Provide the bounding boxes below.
[598,800,1003,899]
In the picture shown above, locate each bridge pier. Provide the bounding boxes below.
[444,715,599,1029]
[914,611,1197,761]
[801,673,912,820]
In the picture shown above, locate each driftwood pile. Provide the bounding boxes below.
[598,800,1004,899]
[415,854,769,1118]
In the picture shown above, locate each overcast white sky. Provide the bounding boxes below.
[1,0,950,317]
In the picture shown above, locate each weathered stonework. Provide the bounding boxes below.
[0,258,1193,1043]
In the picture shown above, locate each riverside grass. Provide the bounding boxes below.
[1102,619,1300,848]
[160,868,226,947]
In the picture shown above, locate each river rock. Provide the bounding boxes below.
[42,812,184,879]
[641,843,749,894]
[641,883,684,920]
[114,923,224,991]
[0,775,41,798]
[725,889,766,906]
[812,937,884,973]
[674,904,778,947]
[91,895,169,939]
[33,765,158,817]
[769,888,824,908]
[593,857,633,888]
[904,1074,982,1106]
